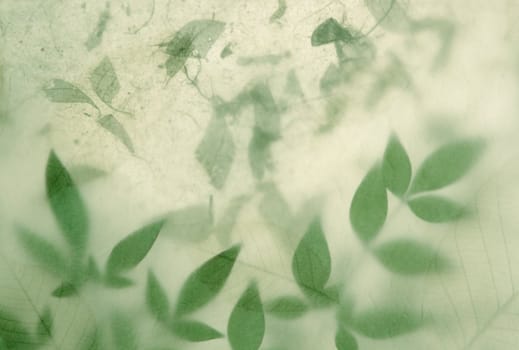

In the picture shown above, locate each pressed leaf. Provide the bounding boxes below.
[111,312,137,350]
[52,281,78,298]
[105,219,165,275]
[170,320,223,342]
[174,245,241,317]
[351,307,425,339]
[43,79,95,106]
[365,0,411,32]
[311,18,353,46]
[408,195,464,223]
[36,306,53,342]
[409,138,485,194]
[146,270,169,323]
[90,57,120,105]
[292,218,331,294]
[196,116,235,189]
[228,282,265,350]
[249,82,281,138]
[265,296,308,319]
[382,134,412,197]
[374,239,450,275]
[248,127,276,180]
[46,151,89,251]
[98,114,134,153]
[335,327,358,350]
[166,203,212,242]
[349,165,388,243]
[162,20,225,58]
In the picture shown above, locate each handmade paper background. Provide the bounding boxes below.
[1,0,519,349]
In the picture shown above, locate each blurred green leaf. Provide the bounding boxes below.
[167,203,212,242]
[174,245,241,317]
[374,238,450,275]
[382,134,411,197]
[408,195,464,222]
[265,296,308,319]
[364,0,411,32]
[248,127,276,180]
[90,57,120,105]
[335,327,358,350]
[258,183,293,246]
[104,274,135,289]
[86,256,101,282]
[270,0,287,23]
[351,307,425,339]
[36,305,53,342]
[0,311,32,348]
[51,281,78,298]
[46,151,89,252]
[249,83,281,138]
[409,138,485,194]
[146,270,170,323]
[228,282,265,350]
[349,165,388,243]
[170,320,223,342]
[98,114,134,153]
[111,311,138,350]
[43,79,95,106]
[311,18,353,46]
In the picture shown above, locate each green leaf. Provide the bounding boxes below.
[146,270,169,323]
[374,239,450,275]
[167,203,212,242]
[409,138,485,194]
[165,55,189,78]
[174,245,241,317]
[304,284,340,308]
[36,305,53,342]
[98,114,134,153]
[51,281,78,298]
[248,127,276,180]
[249,83,281,138]
[43,79,95,106]
[292,218,331,295]
[0,311,32,348]
[228,282,265,350]
[90,57,120,105]
[111,311,138,350]
[351,307,425,339]
[196,116,235,189]
[408,195,464,223]
[170,320,223,342]
[16,226,67,276]
[349,165,388,243]
[311,18,353,46]
[269,0,287,23]
[162,20,225,58]
[265,296,308,319]
[335,328,358,350]
[46,151,89,252]
[382,134,411,197]
[104,274,135,289]
[105,219,165,275]
[364,0,411,32]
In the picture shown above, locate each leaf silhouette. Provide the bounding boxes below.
[265,296,308,319]
[364,0,411,32]
[111,311,138,350]
[311,18,353,46]
[166,203,212,242]
[162,20,225,58]
[98,114,135,153]
[382,134,412,197]
[169,320,223,342]
[43,79,95,106]
[146,270,169,323]
[409,138,485,194]
[228,282,265,350]
[349,164,388,243]
[408,195,464,223]
[46,151,89,252]
[105,219,165,276]
[90,57,120,105]
[196,116,235,189]
[335,327,358,350]
[174,245,241,317]
[351,307,425,339]
[374,238,450,275]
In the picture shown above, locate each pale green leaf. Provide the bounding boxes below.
[90,57,120,105]
[248,127,276,180]
[408,195,464,222]
[265,296,308,319]
[166,203,212,242]
[98,114,134,153]
[365,0,411,32]
[382,134,412,197]
[270,0,287,23]
[351,307,425,339]
[213,195,250,246]
[249,83,281,138]
[311,18,353,46]
[43,79,95,106]
[162,20,225,58]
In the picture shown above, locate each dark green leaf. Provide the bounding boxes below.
[174,245,241,317]
[36,306,53,342]
[270,0,287,23]
[409,138,485,194]
[52,281,78,298]
[365,0,411,32]
[248,127,276,180]
[292,218,331,294]
[166,203,212,242]
[311,18,353,46]
[382,134,411,197]
[146,270,170,323]
[170,320,223,342]
[374,239,450,275]
[98,114,134,153]
[408,195,464,223]
[249,83,281,138]
[46,151,89,251]
[16,226,67,276]
[265,296,308,319]
[228,282,265,350]
[351,307,425,339]
[90,57,120,105]
[162,20,225,58]
[335,327,358,350]
[43,79,95,106]
[195,116,235,189]
[111,312,138,350]
[0,311,32,348]
[106,219,165,275]
[349,165,388,243]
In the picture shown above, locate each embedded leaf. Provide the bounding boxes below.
[408,195,464,223]
[258,183,293,247]
[349,165,388,243]
[16,226,67,276]
[365,0,411,32]
[104,275,135,289]
[36,306,53,342]
[409,138,485,194]
[265,296,308,319]
[162,20,225,58]
[270,0,287,23]
[351,307,425,339]
[105,219,165,275]
[166,203,212,242]
[90,57,120,105]
[292,218,331,294]
[382,134,412,197]
[46,151,89,251]
[170,320,223,342]
[98,114,135,153]
[111,311,138,350]
[335,328,358,350]
[228,282,265,350]
[43,79,95,106]
[146,270,169,323]
[174,245,241,317]
[249,83,281,138]
[213,195,250,245]
[196,116,235,189]
[374,239,450,275]
[248,127,276,180]
[311,18,353,46]
[52,281,78,298]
